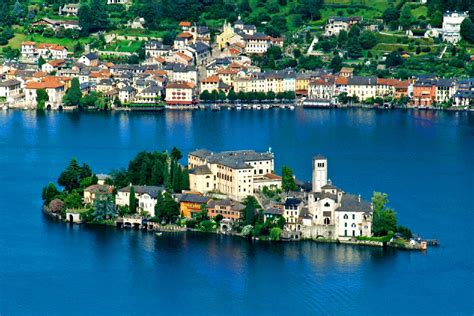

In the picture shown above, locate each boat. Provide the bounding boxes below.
[289,105,295,110]
[262,104,270,109]
[2,105,8,110]
[211,104,220,111]
[252,104,258,109]
[236,104,242,111]
[155,232,162,236]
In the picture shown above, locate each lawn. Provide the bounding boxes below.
[104,40,143,53]
[1,32,91,50]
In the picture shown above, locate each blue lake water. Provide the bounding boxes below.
[0,109,472,315]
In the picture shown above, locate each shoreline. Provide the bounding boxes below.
[3,102,472,112]
[43,208,427,251]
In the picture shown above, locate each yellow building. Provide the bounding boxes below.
[179,194,211,218]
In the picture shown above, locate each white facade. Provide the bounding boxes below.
[312,156,327,192]
[442,11,468,44]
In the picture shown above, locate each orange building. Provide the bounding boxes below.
[207,199,245,222]
[413,79,436,107]
[179,194,210,218]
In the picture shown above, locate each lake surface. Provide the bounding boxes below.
[0,109,472,315]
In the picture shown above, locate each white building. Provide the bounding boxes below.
[442,11,468,44]
[115,185,165,217]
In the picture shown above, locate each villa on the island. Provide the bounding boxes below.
[187,149,282,201]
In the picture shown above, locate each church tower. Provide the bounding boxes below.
[312,155,327,192]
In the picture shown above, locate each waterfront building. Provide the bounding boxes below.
[179,194,211,218]
[413,77,437,107]
[188,149,280,201]
[165,81,196,106]
[263,207,283,222]
[0,79,22,100]
[435,78,457,104]
[25,77,70,109]
[115,185,165,217]
[207,199,245,222]
[283,198,304,231]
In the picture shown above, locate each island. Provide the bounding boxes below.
[42,147,430,250]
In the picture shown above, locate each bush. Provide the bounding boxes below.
[199,220,216,232]
[270,227,282,240]
[397,225,412,239]
[186,219,198,228]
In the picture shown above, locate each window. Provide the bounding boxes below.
[343,214,348,219]
[352,214,355,220]
[324,202,330,207]
[344,229,347,236]
[351,223,356,228]
[344,223,347,227]
[352,230,355,237]
[324,218,330,225]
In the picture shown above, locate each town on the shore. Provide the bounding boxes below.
[1,1,474,111]
[42,147,430,250]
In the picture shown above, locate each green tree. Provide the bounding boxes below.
[399,5,413,29]
[382,7,400,24]
[359,31,378,49]
[129,185,136,213]
[337,30,348,45]
[281,166,297,192]
[347,36,362,59]
[270,227,282,240]
[42,182,60,205]
[36,89,48,110]
[385,51,403,68]
[200,90,211,101]
[171,147,182,161]
[58,158,91,192]
[38,56,46,68]
[371,192,398,236]
[227,89,237,101]
[63,191,82,210]
[92,195,116,221]
[243,196,259,225]
[460,18,474,44]
[63,78,82,107]
[330,55,343,72]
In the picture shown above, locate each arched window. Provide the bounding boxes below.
[324,218,330,225]
[343,214,348,219]
[351,223,356,228]
[324,202,330,207]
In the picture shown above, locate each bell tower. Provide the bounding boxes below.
[312,155,327,192]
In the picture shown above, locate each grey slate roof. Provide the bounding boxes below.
[189,165,212,175]
[189,149,274,170]
[0,79,21,87]
[313,154,326,160]
[118,185,165,198]
[264,207,283,215]
[180,194,210,204]
[336,194,371,213]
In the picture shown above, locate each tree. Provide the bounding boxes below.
[460,18,474,44]
[282,166,297,192]
[337,30,348,45]
[382,7,400,24]
[63,78,82,107]
[227,89,237,101]
[36,89,49,110]
[37,56,46,68]
[385,51,403,68]
[78,0,109,35]
[58,158,91,192]
[92,195,116,221]
[243,196,259,225]
[330,55,343,72]
[348,25,361,38]
[215,214,224,223]
[63,191,82,210]
[270,227,282,240]
[171,147,182,161]
[371,192,397,236]
[42,182,60,204]
[49,199,64,214]
[129,185,136,213]
[359,31,378,49]
[399,5,413,30]
[347,36,363,59]
[200,90,211,101]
